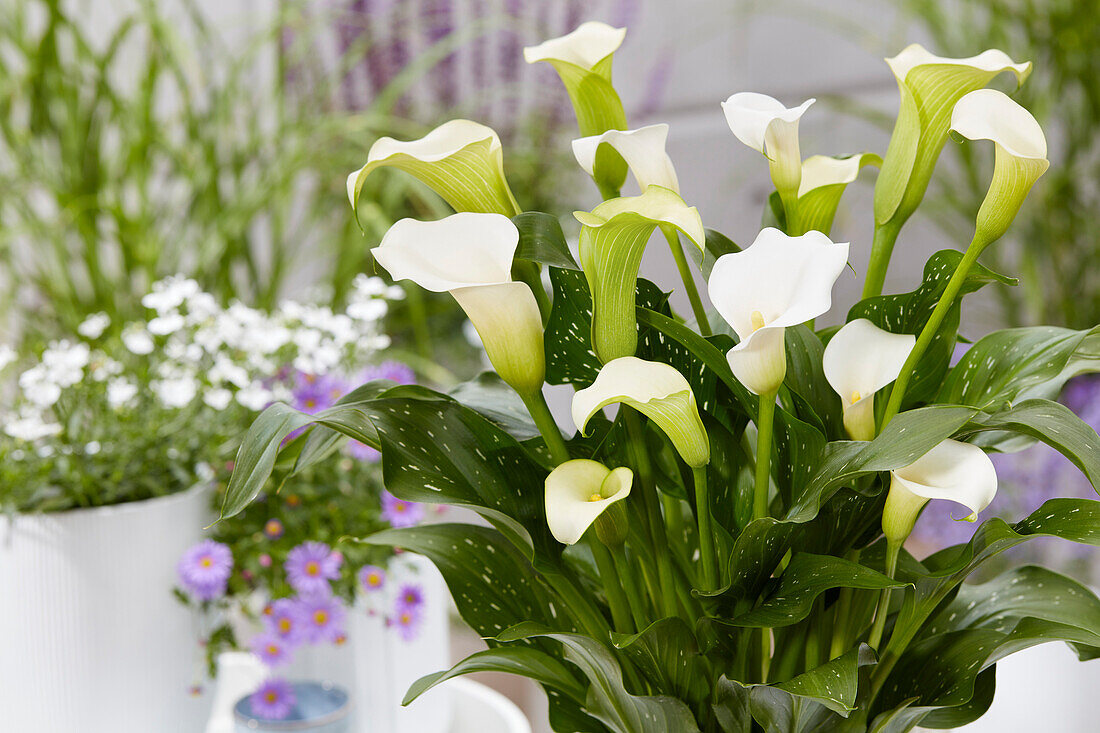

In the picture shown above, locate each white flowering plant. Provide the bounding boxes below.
[223,22,1100,733]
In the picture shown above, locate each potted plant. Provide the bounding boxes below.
[222,21,1100,733]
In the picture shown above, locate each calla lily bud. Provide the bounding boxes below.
[572,357,710,468]
[949,89,1049,247]
[874,45,1030,230]
[372,213,544,398]
[347,120,521,218]
[709,228,849,396]
[793,153,881,235]
[545,459,633,545]
[722,93,815,202]
[823,319,915,441]
[574,186,705,363]
[882,439,998,544]
[572,124,680,197]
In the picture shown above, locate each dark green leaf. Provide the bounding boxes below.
[513,211,580,270]
[404,647,587,705]
[783,325,843,437]
[221,403,313,519]
[448,372,539,440]
[611,617,710,706]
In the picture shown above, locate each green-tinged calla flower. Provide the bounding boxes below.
[523,21,629,138]
[823,319,915,441]
[572,123,680,196]
[709,228,849,396]
[545,459,633,545]
[722,92,815,203]
[572,357,710,468]
[874,45,1031,230]
[882,439,997,544]
[372,213,544,398]
[574,186,704,362]
[949,89,1049,247]
[792,153,881,235]
[347,120,520,219]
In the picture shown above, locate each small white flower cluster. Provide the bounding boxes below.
[1,275,398,443]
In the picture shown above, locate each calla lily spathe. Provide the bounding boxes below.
[882,439,998,544]
[572,124,680,196]
[793,153,881,235]
[572,356,710,468]
[372,213,544,398]
[524,22,628,138]
[722,93,815,202]
[823,319,915,441]
[347,120,520,218]
[950,89,1049,246]
[874,45,1031,230]
[708,228,850,396]
[574,186,705,362]
[545,459,633,545]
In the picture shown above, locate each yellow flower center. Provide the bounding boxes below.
[314,610,328,625]
[335,634,347,646]
[264,691,277,703]
[751,310,767,332]
[400,613,411,624]
[305,561,320,576]
[395,503,406,512]
[588,493,603,503]
[200,557,212,568]
[266,644,279,655]
[305,398,316,408]
[851,391,862,404]
[278,619,292,633]
[367,574,380,586]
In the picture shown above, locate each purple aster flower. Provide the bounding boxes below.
[391,604,423,642]
[381,491,425,528]
[358,565,386,593]
[395,583,425,612]
[264,598,307,643]
[177,540,233,601]
[263,518,284,539]
[250,677,296,720]
[250,632,293,668]
[284,541,341,595]
[297,594,347,644]
[347,439,381,463]
[360,361,416,385]
[291,372,350,414]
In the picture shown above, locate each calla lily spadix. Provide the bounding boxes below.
[372,213,544,399]
[708,228,850,396]
[545,459,633,546]
[524,22,628,139]
[572,124,680,196]
[346,120,520,219]
[792,153,881,235]
[882,439,998,545]
[572,356,710,469]
[574,186,705,363]
[949,89,1049,247]
[823,319,915,441]
[722,92,815,205]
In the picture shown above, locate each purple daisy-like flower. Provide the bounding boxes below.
[292,372,349,414]
[297,593,347,644]
[357,564,386,593]
[177,540,233,601]
[381,491,425,528]
[250,677,296,720]
[250,632,293,668]
[395,582,425,612]
[263,518,284,539]
[347,439,381,463]
[284,541,341,595]
[391,604,423,642]
[264,598,306,643]
[360,361,416,385]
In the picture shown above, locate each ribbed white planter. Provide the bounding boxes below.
[0,484,213,733]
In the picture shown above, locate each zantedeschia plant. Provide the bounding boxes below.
[225,22,1100,733]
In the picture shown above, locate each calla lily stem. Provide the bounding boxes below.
[522,390,571,465]
[753,392,778,520]
[612,546,650,630]
[692,466,718,591]
[589,538,634,633]
[514,261,551,322]
[862,219,904,299]
[868,539,902,651]
[662,227,711,336]
[880,235,985,426]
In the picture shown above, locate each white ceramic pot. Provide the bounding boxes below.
[0,484,213,733]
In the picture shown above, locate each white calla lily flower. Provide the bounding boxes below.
[523,21,626,70]
[949,89,1049,246]
[823,319,915,441]
[882,439,998,543]
[373,213,544,397]
[708,228,850,396]
[572,357,710,468]
[793,153,881,235]
[347,120,520,218]
[545,459,633,545]
[572,124,680,195]
[722,93,815,200]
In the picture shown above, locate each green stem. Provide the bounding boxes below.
[753,392,778,521]
[780,190,800,237]
[613,547,650,631]
[867,540,901,651]
[880,236,985,426]
[760,628,772,682]
[662,227,711,336]
[515,260,551,323]
[590,539,634,633]
[692,466,718,591]
[521,390,571,466]
[829,549,860,659]
[862,219,904,299]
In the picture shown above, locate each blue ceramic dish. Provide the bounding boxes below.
[234,681,351,732]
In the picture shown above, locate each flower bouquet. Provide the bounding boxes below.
[223,21,1100,733]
